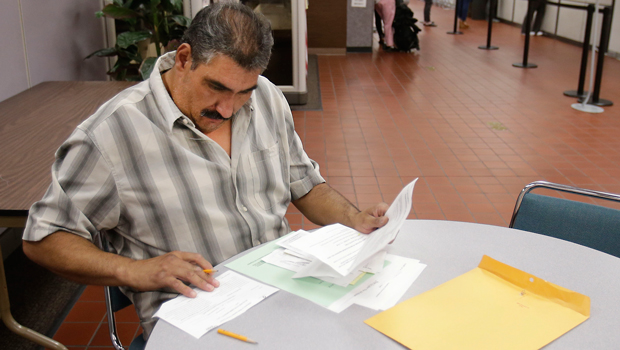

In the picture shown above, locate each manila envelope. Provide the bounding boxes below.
[365,255,590,350]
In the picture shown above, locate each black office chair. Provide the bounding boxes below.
[510,181,620,258]
[98,236,146,350]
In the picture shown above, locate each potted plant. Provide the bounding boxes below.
[86,0,191,81]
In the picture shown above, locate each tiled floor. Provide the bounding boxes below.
[48,1,620,348]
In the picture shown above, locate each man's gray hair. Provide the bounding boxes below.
[181,2,274,72]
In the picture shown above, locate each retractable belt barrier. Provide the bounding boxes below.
[479,0,499,50]
[514,0,613,106]
[447,0,464,35]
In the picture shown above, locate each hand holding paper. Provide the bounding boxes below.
[290,179,418,279]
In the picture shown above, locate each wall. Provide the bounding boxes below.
[610,2,620,56]
[0,0,108,102]
[307,0,347,49]
[347,1,374,50]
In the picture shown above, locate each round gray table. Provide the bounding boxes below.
[146,220,620,349]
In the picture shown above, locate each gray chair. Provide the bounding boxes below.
[98,236,146,350]
[509,181,620,258]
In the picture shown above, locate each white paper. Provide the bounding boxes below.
[262,248,364,287]
[328,254,426,313]
[261,248,311,272]
[276,230,313,259]
[291,179,417,278]
[350,179,418,269]
[359,250,386,274]
[153,271,278,338]
[351,0,367,7]
[291,224,367,277]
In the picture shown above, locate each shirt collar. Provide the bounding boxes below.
[149,51,189,132]
[148,51,255,133]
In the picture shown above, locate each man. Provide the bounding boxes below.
[22,2,388,340]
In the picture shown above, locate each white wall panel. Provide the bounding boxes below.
[21,0,107,86]
[0,0,29,102]
[607,3,620,54]
[513,0,528,25]
[498,0,515,21]
[541,4,558,33]
[557,7,588,42]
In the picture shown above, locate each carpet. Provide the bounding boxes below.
[290,54,322,111]
[0,246,84,350]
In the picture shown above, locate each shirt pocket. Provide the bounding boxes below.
[247,142,289,211]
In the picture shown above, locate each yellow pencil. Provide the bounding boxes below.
[217,328,257,344]
[203,269,218,274]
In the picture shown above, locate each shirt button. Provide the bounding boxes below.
[242,206,248,212]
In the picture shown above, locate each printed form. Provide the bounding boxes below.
[290,179,418,279]
[154,271,278,338]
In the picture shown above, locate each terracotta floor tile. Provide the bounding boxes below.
[416,212,447,220]
[53,322,99,346]
[285,213,303,225]
[445,212,476,223]
[473,213,508,226]
[78,285,105,302]
[467,202,497,213]
[355,184,381,194]
[328,168,352,177]
[63,302,106,322]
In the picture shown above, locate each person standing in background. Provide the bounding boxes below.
[457,0,472,29]
[375,0,397,51]
[521,0,546,35]
[423,0,437,27]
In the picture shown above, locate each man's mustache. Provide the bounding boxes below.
[200,109,232,121]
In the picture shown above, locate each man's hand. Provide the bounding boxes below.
[23,232,219,299]
[352,203,390,234]
[120,251,220,298]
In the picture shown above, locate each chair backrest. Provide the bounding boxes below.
[510,181,620,258]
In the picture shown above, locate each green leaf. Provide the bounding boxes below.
[168,0,183,12]
[102,3,138,19]
[85,47,118,59]
[123,45,143,63]
[95,11,105,18]
[140,57,158,80]
[170,15,190,28]
[116,30,152,48]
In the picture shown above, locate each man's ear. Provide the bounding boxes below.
[175,43,193,71]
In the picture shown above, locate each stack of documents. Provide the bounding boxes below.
[281,179,418,284]
[227,178,426,313]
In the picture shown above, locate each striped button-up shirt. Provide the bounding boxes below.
[23,52,324,337]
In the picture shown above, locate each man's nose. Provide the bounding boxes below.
[215,95,235,120]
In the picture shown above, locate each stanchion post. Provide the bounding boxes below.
[448,0,464,34]
[564,4,594,98]
[513,0,537,68]
[479,0,499,49]
[586,6,613,106]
